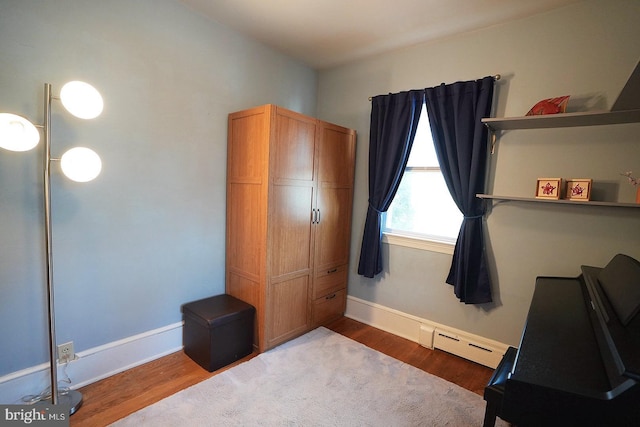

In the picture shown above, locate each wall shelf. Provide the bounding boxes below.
[476,194,640,209]
[482,109,640,131]
[480,108,640,212]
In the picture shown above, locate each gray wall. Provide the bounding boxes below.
[317,0,640,346]
[0,0,316,376]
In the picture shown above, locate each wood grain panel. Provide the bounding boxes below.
[269,184,314,277]
[312,289,346,326]
[317,122,356,186]
[273,108,316,183]
[313,264,347,299]
[227,183,263,276]
[267,276,310,346]
[227,106,269,352]
[315,187,352,271]
[226,272,261,349]
[228,107,269,182]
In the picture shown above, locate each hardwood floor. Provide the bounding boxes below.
[327,317,494,395]
[70,317,493,426]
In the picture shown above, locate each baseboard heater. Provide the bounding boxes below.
[432,327,503,368]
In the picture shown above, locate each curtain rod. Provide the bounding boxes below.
[368,74,501,101]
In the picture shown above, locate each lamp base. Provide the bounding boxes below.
[35,390,83,416]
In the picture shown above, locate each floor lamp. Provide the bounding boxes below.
[0,81,103,415]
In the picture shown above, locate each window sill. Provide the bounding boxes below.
[382,233,455,255]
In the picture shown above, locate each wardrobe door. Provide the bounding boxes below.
[265,108,316,346]
[312,121,356,326]
[314,121,356,272]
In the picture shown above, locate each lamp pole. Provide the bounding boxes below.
[42,83,59,406]
[41,83,83,413]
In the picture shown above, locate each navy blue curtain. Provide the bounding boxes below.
[357,90,424,278]
[424,77,494,304]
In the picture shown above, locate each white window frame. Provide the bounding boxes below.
[382,231,455,255]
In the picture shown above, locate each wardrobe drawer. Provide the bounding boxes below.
[313,264,347,299]
[312,289,346,326]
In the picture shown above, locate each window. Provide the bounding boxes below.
[383,104,462,250]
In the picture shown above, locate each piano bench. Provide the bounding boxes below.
[483,346,517,427]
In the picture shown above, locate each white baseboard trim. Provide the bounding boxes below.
[1,298,507,404]
[0,322,183,404]
[345,295,508,369]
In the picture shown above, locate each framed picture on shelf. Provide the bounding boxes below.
[535,178,562,199]
[566,178,592,201]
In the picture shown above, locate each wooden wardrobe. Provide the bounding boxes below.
[225,104,356,352]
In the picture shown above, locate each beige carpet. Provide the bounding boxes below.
[111,327,506,426]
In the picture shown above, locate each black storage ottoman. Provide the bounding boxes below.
[182,294,255,372]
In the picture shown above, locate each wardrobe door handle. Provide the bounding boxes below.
[311,208,321,224]
[327,268,338,274]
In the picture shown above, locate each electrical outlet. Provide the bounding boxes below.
[57,341,75,364]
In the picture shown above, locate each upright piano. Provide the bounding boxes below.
[484,254,640,426]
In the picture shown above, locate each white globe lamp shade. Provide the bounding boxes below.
[60,147,102,182]
[60,81,103,120]
[0,113,40,152]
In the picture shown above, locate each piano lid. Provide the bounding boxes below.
[598,254,640,327]
[586,254,640,381]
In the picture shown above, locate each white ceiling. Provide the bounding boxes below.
[180,0,582,69]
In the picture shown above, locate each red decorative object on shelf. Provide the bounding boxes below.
[526,96,570,116]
